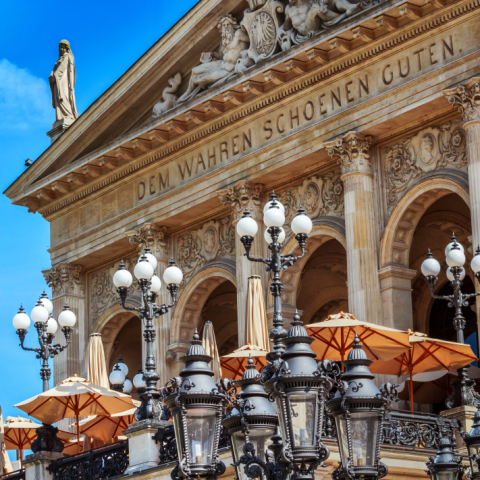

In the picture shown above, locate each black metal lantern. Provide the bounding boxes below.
[326,335,393,480]
[222,356,278,480]
[462,410,480,479]
[264,312,335,480]
[426,437,465,480]
[165,330,228,480]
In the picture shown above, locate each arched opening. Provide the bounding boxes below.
[296,238,348,324]
[198,281,238,356]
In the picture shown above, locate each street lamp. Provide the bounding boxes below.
[133,366,147,394]
[426,437,465,480]
[326,335,395,480]
[421,234,480,407]
[109,356,133,393]
[113,250,183,421]
[165,330,229,480]
[462,409,480,479]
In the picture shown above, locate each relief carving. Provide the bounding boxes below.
[217,181,264,221]
[383,119,467,211]
[176,216,235,283]
[125,222,169,260]
[43,263,84,298]
[152,73,182,118]
[444,77,480,123]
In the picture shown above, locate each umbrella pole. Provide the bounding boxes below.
[409,371,414,412]
[76,413,80,454]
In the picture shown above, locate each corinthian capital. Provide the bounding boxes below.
[125,223,169,260]
[217,180,263,221]
[444,77,480,124]
[324,131,373,176]
[42,263,84,298]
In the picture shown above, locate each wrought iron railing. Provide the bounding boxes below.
[47,441,128,480]
[0,470,25,480]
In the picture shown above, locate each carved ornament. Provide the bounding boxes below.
[324,131,373,176]
[43,263,84,298]
[383,119,467,211]
[444,77,480,124]
[152,73,182,118]
[125,223,169,260]
[217,181,264,221]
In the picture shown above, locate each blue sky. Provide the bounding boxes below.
[0,0,198,458]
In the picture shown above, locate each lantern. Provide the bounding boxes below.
[463,410,480,480]
[427,437,465,480]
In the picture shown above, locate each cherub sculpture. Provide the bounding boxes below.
[177,15,250,104]
[152,73,182,118]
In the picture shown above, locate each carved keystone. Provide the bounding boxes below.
[217,181,264,222]
[126,223,169,260]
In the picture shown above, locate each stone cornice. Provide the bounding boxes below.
[9,0,479,216]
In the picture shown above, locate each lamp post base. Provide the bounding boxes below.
[445,367,480,409]
[134,392,170,422]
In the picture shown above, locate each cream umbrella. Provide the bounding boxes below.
[202,321,222,379]
[306,311,411,362]
[15,376,136,453]
[220,344,268,380]
[0,409,12,474]
[245,276,269,351]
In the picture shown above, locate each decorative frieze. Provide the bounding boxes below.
[444,77,480,123]
[43,263,84,298]
[176,216,235,283]
[217,181,263,221]
[125,223,169,259]
[383,119,467,212]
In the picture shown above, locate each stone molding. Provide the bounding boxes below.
[125,222,169,260]
[383,118,467,212]
[217,181,263,221]
[42,262,84,298]
[444,77,480,124]
[324,131,373,176]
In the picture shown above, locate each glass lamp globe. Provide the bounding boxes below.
[116,356,128,376]
[264,207,285,228]
[109,365,126,386]
[141,249,158,271]
[472,248,480,274]
[113,261,133,288]
[291,209,313,235]
[237,211,258,237]
[123,378,133,394]
[133,369,146,389]
[58,304,77,328]
[264,227,286,244]
[163,261,183,285]
[421,251,441,277]
[263,199,285,215]
[150,274,162,293]
[446,246,466,268]
[134,256,154,280]
[31,301,49,324]
[13,306,30,330]
[39,292,53,315]
[46,316,58,335]
[445,238,465,257]
[447,267,466,282]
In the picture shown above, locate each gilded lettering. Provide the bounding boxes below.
[138,181,146,200]
[382,64,393,85]
[345,81,354,103]
[277,114,285,134]
[220,142,229,161]
[264,120,273,140]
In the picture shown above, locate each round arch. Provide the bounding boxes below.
[380,174,469,269]
[170,261,236,345]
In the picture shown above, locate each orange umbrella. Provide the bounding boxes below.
[220,344,268,380]
[371,332,477,411]
[306,312,411,362]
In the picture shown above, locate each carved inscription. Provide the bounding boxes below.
[383,118,467,211]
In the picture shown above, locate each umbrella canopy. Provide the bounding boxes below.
[0,410,13,473]
[371,332,477,411]
[220,344,268,380]
[306,312,411,362]
[63,438,84,455]
[86,333,109,388]
[74,400,140,444]
[15,376,135,453]
[202,321,222,379]
[245,276,269,351]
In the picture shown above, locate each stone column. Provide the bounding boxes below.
[23,452,63,480]
[218,181,268,346]
[378,266,417,330]
[324,132,383,325]
[43,263,85,383]
[126,223,171,386]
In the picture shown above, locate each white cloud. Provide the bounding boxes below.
[0,59,51,131]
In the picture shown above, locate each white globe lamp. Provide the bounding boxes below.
[291,207,313,235]
[113,261,133,288]
[163,260,183,285]
[58,303,77,328]
[150,275,162,293]
[39,292,53,315]
[13,306,30,330]
[237,210,258,238]
[46,316,58,335]
[31,301,49,324]
[264,227,286,244]
[134,255,154,280]
[421,250,441,277]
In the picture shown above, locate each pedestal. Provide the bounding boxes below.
[124,419,172,474]
[46,118,74,144]
[440,405,477,452]
[23,451,63,480]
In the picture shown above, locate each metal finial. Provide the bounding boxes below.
[292,309,302,326]
[246,354,255,369]
[118,260,126,270]
[192,329,201,345]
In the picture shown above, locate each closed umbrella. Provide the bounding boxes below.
[202,321,222,379]
[306,311,411,362]
[15,376,136,453]
[245,276,269,351]
[220,344,268,380]
[371,332,477,411]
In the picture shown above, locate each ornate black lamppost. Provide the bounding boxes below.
[462,409,480,479]
[426,437,465,480]
[421,234,480,407]
[113,249,183,421]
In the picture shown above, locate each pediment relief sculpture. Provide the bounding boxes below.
[152,73,182,118]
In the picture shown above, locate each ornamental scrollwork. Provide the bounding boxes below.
[444,77,480,123]
[383,119,467,212]
[42,262,84,298]
[126,222,169,260]
[217,181,263,221]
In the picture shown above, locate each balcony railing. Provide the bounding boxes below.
[0,470,25,480]
[47,441,128,480]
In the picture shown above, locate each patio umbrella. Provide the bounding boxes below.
[62,438,84,455]
[245,275,269,351]
[14,376,136,453]
[220,344,268,380]
[306,311,411,362]
[74,400,140,444]
[370,332,477,411]
[202,321,222,379]
[0,410,12,474]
